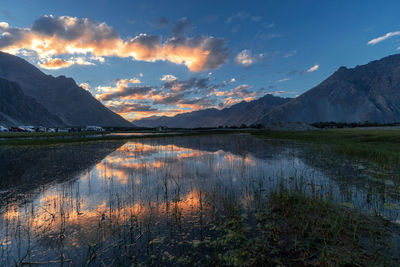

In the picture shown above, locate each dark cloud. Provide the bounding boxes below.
[99,86,153,101]
[156,17,169,27]
[181,96,215,106]
[153,93,185,105]
[131,34,162,48]
[172,17,191,37]
[163,77,210,92]
[108,103,158,113]
[31,15,119,42]
[0,25,26,48]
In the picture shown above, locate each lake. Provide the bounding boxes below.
[0,134,399,265]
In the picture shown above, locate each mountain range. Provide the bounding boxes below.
[257,54,400,124]
[0,52,132,127]
[135,54,400,128]
[2,52,400,128]
[133,94,291,128]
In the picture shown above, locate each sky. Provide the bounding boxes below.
[1,0,400,121]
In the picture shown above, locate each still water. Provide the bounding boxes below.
[0,134,399,265]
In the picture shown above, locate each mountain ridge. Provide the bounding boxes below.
[0,52,133,127]
[257,53,400,124]
[133,94,292,128]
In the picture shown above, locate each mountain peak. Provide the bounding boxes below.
[133,94,291,128]
[258,53,400,124]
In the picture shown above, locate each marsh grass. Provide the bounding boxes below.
[1,135,400,266]
[253,129,400,165]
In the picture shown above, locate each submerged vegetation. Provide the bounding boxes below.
[1,133,400,265]
[253,128,400,165]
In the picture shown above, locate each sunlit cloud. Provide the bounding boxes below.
[79,82,90,90]
[38,57,95,69]
[306,64,319,73]
[160,74,177,81]
[98,86,153,101]
[0,15,230,72]
[94,74,263,120]
[235,49,264,66]
[368,31,400,45]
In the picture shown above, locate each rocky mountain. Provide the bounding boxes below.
[258,54,400,124]
[0,52,133,127]
[0,78,64,126]
[133,94,292,128]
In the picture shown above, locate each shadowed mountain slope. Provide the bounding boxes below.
[0,78,63,126]
[0,52,133,127]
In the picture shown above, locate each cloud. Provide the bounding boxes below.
[162,77,210,92]
[306,64,319,73]
[368,31,400,45]
[156,17,169,28]
[172,17,191,37]
[234,49,265,66]
[107,103,158,113]
[79,82,90,90]
[129,78,141,84]
[283,50,297,58]
[160,74,177,81]
[277,78,290,83]
[216,84,264,108]
[264,23,275,29]
[227,12,262,24]
[268,90,297,96]
[0,15,230,72]
[38,57,95,69]
[98,86,153,101]
[96,74,264,120]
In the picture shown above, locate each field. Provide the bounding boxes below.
[0,130,399,265]
[253,128,400,165]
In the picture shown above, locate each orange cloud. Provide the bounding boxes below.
[38,57,94,69]
[38,58,74,69]
[0,15,229,71]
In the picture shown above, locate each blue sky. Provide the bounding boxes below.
[1,0,400,120]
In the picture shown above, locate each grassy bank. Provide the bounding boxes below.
[0,131,110,138]
[0,130,236,146]
[253,129,400,165]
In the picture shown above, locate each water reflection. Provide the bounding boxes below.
[0,134,399,265]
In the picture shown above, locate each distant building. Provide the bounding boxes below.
[85,126,106,132]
